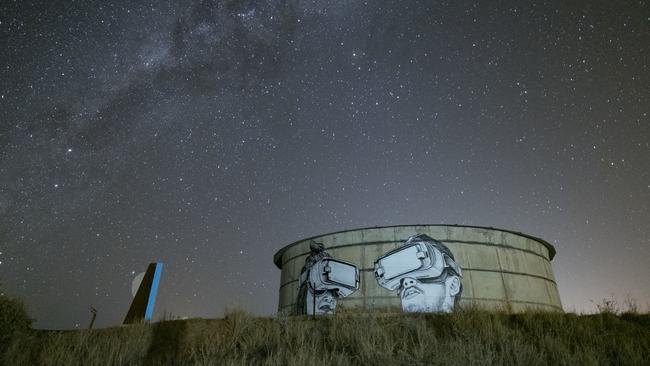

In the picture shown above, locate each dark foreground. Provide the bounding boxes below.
[2,300,649,365]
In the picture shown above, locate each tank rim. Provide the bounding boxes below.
[273,224,556,268]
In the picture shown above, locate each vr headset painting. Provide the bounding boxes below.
[296,234,462,315]
[375,234,463,313]
[298,257,360,315]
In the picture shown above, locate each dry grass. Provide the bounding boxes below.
[2,306,649,366]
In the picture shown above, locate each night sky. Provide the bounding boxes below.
[1,1,648,329]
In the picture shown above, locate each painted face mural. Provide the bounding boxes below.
[374,234,463,313]
[297,240,360,315]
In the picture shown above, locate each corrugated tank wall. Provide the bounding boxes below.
[274,225,562,314]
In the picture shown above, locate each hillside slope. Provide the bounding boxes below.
[3,308,650,366]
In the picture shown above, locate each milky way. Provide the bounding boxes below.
[0,1,648,329]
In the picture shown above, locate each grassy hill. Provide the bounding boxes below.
[2,296,649,365]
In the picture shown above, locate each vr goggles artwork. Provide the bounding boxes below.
[301,258,360,297]
[374,234,462,292]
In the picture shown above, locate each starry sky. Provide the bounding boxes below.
[0,0,648,329]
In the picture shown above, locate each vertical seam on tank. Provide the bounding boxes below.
[361,233,367,310]
[495,247,511,308]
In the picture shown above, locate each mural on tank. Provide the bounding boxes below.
[374,234,463,313]
[296,240,360,315]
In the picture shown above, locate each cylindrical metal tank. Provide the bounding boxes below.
[274,225,562,314]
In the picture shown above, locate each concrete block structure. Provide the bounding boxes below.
[274,225,562,314]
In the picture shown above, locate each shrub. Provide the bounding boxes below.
[0,294,32,360]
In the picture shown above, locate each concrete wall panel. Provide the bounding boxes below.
[469,271,507,300]
[329,247,363,269]
[463,244,499,270]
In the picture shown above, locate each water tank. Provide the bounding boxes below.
[274,225,562,314]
